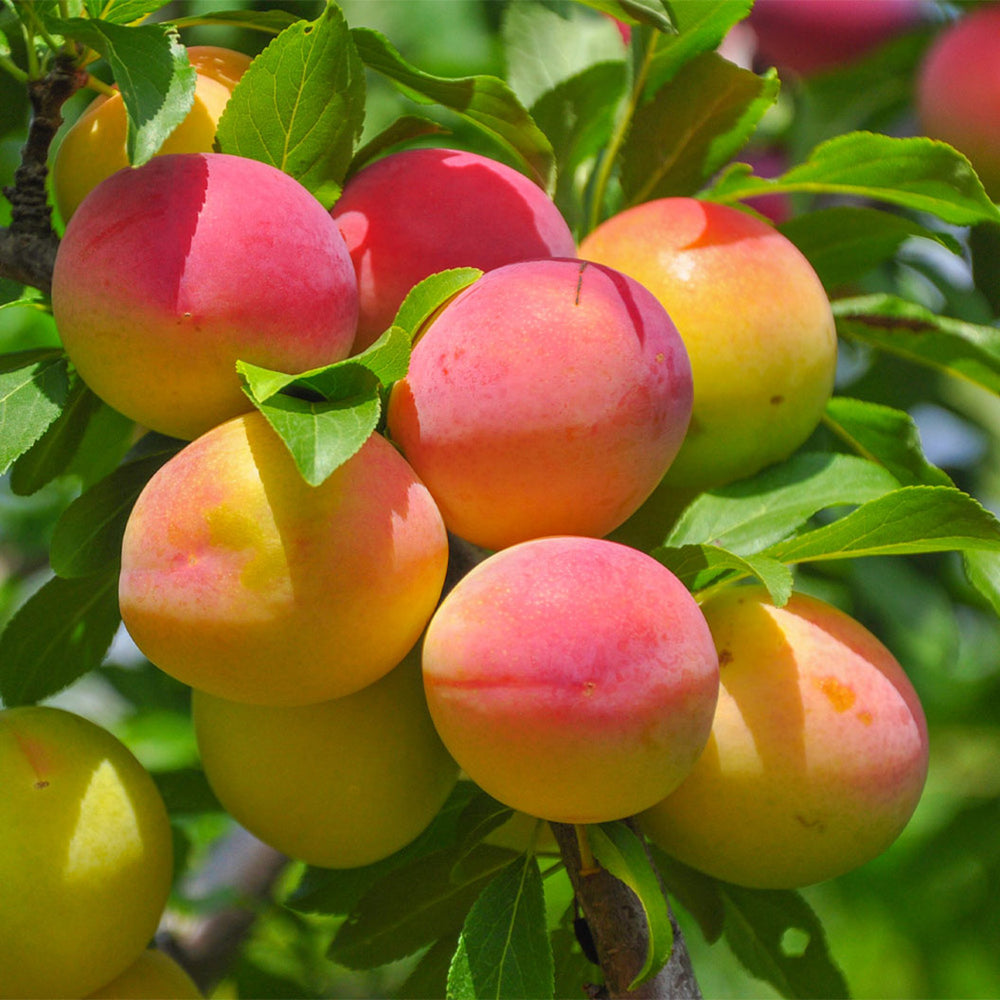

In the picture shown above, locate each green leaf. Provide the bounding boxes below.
[833,294,1000,396]
[50,449,177,578]
[503,1,625,109]
[0,349,69,476]
[0,568,120,707]
[351,26,555,190]
[453,790,515,858]
[573,0,673,32]
[84,0,163,24]
[665,451,902,555]
[621,52,778,204]
[721,884,849,999]
[400,934,462,1000]
[764,486,1000,564]
[779,206,963,292]
[347,325,411,386]
[448,854,554,1000]
[151,768,224,814]
[392,268,483,343]
[348,114,451,177]
[47,19,196,166]
[654,545,793,605]
[289,784,481,917]
[169,8,301,34]
[970,221,1000,315]
[215,2,365,207]
[643,0,753,96]
[706,132,1000,227]
[822,397,953,488]
[648,848,725,946]
[589,822,673,989]
[251,376,382,488]
[328,844,518,970]
[963,550,1000,618]
[9,381,101,495]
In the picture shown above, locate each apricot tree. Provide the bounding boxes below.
[2,1,1000,998]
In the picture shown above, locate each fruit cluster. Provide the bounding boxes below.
[3,35,932,996]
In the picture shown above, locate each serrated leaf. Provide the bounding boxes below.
[503,1,625,109]
[666,451,902,555]
[392,268,483,342]
[401,934,462,1000]
[288,783,480,917]
[86,0,163,24]
[721,884,848,999]
[0,349,70,475]
[352,27,554,190]
[964,549,1000,617]
[574,0,672,32]
[216,1,365,206]
[328,844,518,970]
[833,294,1000,396]
[348,114,451,177]
[50,450,177,578]
[621,52,778,204]
[0,568,120,707]
[251,376,382,487]
[347,326,411,386]
[706,132,1000,227]
[589,822,673,989]
[654,545,793,605]
[448,853,553,1000]
[169,8,301,34]
[454,790,515,857]
[9,381,102,495]
[779,206,963,292]
[764,486,1000,564]
[823,397,953,488]
[47,18,195,166]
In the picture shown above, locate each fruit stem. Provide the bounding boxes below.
[575,823,600,876]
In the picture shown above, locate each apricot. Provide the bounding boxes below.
[579,198,836,491]
[641,587,929,889]
[422,536,720,824]
[917,4,1000,200]
[85,949,202,999]
[386,258,693,550]
[749,0,920,76]
[331,147,577,350]
[53,46,252,223]
[52,152,358,440]
[0,706,174,999]
[193,649,459,868]
[119,411,448,706]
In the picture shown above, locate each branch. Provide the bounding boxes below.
[0,53,85,295]
[551,821,702,1000]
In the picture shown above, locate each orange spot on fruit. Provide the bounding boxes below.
[815,675,856,712]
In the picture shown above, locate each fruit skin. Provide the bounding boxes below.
[641,587,929,889]
[331,147,577,351]
[422,536,720,824]
[119,412,449,706]
[193,649,459,869]
[52,46,252,223]
[749,0,920,76]
[579,198,836,491]
[85,949,202,999]
[0,706,174,1000]
[917,3,1000,200]
[52,152,358,440]
[386,258,693,550]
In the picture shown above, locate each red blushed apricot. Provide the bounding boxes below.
[119,413,448,706]
[422,537,720,824]
[331,147,577,351]
[641,587,929,889]
[52,153,358,440]
[918,4,1000,200]
[386,258,693,550]
[579,198,836,491]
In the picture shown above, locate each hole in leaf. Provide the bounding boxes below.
[780,927,810,958]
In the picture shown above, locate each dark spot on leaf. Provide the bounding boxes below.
[770,395,784,405]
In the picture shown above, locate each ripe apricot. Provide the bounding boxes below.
[193,650,459,868]
[0,707,174,999]
[85,950,202,999]
[422,536,719,824]
[386,258,693,550]
[579,197,837,491]
[641,587,929,888]
[331,147,577,350]
[53,46,252,223]
[52,152,358,440]
[119,412,448,706]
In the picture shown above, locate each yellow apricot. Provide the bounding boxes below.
[85,949,202,999]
